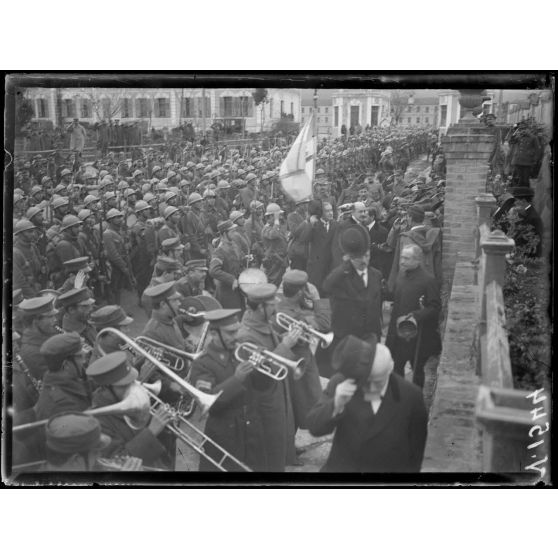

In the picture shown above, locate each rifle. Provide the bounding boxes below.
[96,200,110,303]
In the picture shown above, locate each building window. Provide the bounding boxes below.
[220,96,253,118]
[121,98,132,118]
[407,117,411,124]
[154,98,170,118]
[334,106,339,126]
[416,106,420,113]
[317,117,321,123]
[425,117,429,123]
[36,98,48,118]
[301,106,305,113]
[61,99,76,118]
[280,100,284,115]
[325,107,328,114]
[290,102,294,115]
[407,106,412,112]
[80,99,92,118]
[136,98,152,118]
[425,106,429,113]
[440,104,447,127]
[416,117,420,124]
[270,98,273,117]
[325,117,328,124]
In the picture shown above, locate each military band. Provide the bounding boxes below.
[9,126,447,474]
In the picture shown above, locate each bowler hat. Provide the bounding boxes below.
[339,225,369,258]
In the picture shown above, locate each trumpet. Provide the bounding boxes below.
[97,328,219,415]
[275,313,334,349]
[234,342,304,381]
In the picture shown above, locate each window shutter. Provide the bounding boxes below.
[233,97,240,117]
[219,96,225,117]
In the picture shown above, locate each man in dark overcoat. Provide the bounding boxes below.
[307,335,428,472]
[385,244,441,389]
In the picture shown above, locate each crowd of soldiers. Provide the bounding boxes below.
[10,124,449,475]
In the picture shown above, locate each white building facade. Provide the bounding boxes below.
[23,87,302,133]
[331,90,391,137]
[437,90,461,133]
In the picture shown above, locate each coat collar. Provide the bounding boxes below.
[361,374,402,441]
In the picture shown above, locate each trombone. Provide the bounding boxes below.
[148,391,252,472]
[234,342,304,381]
[96,328,219,415]
[275,312,334,349]
[133,336,203,374]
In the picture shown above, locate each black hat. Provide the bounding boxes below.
[56,287,95,308]
[40,332,84,370]
[331,334,377,387]
[407,205,425,221]
[339,225,369,258]
[86,351,137,386]
[89,305,133,329]
[205,308,242,330]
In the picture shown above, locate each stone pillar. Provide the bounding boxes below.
[474,193,498,258]
[442,104,496,278]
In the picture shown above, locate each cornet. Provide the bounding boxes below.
[234,342,304,381]
[275,312,334,349]
[133,336,202,375]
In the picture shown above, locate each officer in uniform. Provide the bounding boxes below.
[190,308,266,472]
[87,352,173,469]
[130,199,156,302]
[158,205,183,247]
[236,283,302,471]
[50,215,87,287]
[90,305,134,360]
[56,287,97,349]
[18,295,59,382]
[244,200,265,266]
[13,219,43,298]
[35,332,92,420]
[59,257,93,294]
[209,220,244,309]
[261,203,289,286]
[103,208,134,304]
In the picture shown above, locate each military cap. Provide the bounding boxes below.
[243,282,278,303]
[203,189,216,199]
[63,256,92,273]
[217,179,230,190]
[53,185,68,196]
[89,305,133,328]
[340,225,369,258]
[152,165,162,173]
[161,237,184,251]
[167,170,177,180]
[123,188,137,198]
[40,331,83,359]
[83,194,100,207]
[245,173,257,183]
[14,219,36,235]
[282,269,308,286]
[57,287,95,308]
[143,281,181,304]
[217,220,237,234]
[163,206,180,219]
[155,256,181,273]
[25,206,43,221]
[229,210,244,223]
[205,308,242,330]
[396,315,418,340]
[179,179,190,188]
[40,176,53,186]
[265,202,283,216]
[511,187,535,199]
[86,351,138,386]
[134,200,150,213]
[106,208,124,220]
[46,412,111,454]
[31,185,44,196]
[132,169,145,178]
[59,214,83,231]
[103,191,117,202]
[100,175,115,187]
[60,168,72,177]
[184,259,208,272]
[52,197,71,213]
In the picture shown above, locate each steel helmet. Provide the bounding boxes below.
[14,219,37,235]
[163,206,180,219]
[188,192,203,205]
[59,215,83,231]
[134,200,150,213]
[265,202,283,216]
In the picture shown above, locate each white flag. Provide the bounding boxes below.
[279,114,315,202]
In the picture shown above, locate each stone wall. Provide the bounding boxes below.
[441,122,495,277]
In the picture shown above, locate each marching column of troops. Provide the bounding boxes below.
[10,125,448,474]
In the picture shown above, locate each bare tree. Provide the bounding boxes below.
[390,90,415,125]
[78,88,127,121]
